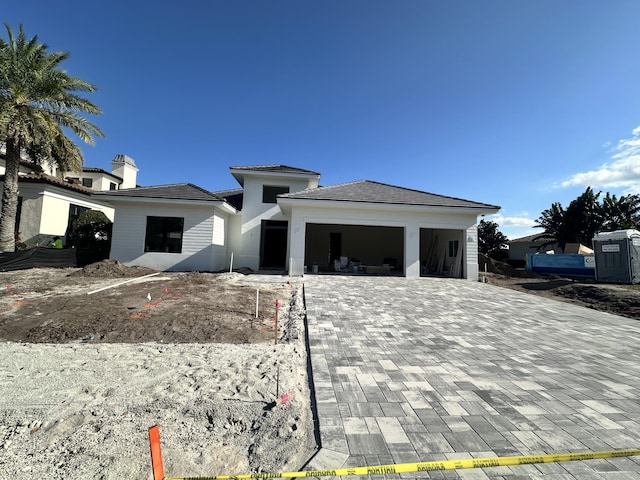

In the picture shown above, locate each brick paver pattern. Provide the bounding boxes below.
[304,276,640,479]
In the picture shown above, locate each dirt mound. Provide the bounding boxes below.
[479,255,516,276]
[70,259,157,278]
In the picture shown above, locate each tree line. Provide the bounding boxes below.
[479,187,640,258]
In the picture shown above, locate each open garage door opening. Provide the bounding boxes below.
[420,228,465,278]
[305,223,404,275]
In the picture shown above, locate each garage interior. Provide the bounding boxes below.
[420,227,465,278]
[304,223,404,274]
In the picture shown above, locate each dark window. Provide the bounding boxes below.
[109,182,117,190]
[262,185,289,203]
[448,240,459,257]
[145,216,184,253]
[65,203,90,242]
[68,203,89,228]
[82,178,93,188]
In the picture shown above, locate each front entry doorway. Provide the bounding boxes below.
[260,220,288,269]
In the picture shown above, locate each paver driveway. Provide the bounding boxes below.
[303,276,640,479]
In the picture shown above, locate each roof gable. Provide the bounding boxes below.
[280,180,500,210]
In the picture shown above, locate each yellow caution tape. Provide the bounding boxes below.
[165,449,640,479]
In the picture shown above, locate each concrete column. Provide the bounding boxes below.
[465,225,479,281]
[405,226,420,278]
[288,215,306,276]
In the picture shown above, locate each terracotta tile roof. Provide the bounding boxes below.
[93,183,224,202]
[280,180,501,210]
[0,173,95,195]
[81,167,123,182]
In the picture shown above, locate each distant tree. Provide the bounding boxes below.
[535,187,602,249]
[535,187,640,250]
[478,219,508,258]
[600,192,640,231]
[0,24,104,252]
[535,202,571,249]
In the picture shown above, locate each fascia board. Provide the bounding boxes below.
[96,196,225,209]
[277,197,500,216]
[230,169,320,186]
[37,187,111,207]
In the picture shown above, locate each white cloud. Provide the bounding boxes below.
[485,213,536,228]
[483,212,539,241]
[562,126,640,194]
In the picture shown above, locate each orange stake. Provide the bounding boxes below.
[148,425,165,480]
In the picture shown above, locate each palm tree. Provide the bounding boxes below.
[534,187,603,250]
[0,24,104,252]
[600,192,640,231]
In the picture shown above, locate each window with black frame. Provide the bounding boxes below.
[144,216,184,253]
[262,185,289,203]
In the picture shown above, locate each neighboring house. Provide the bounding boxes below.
[508,233,560,264]
[95,165,500,280]
[0,153,138,246]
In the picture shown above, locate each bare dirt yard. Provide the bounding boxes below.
[2,260,638,479]
[0,261,316,479]
[483,269,640,320]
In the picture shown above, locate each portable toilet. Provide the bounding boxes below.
[592,229,640,284]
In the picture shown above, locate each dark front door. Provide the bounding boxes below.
[260,220,288,269]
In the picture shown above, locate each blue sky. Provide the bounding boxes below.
[5,1,640,239]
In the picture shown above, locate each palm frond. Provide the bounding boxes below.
[0,23,104,171]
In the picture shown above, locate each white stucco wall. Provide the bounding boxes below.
[235,175,316,271]
[10,183,115,245]
[80,172,119,191]
[109,201,229,271]
[15,189,43,244]
[284,201,481,280]
[111,162,138,189]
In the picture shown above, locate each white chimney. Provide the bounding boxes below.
[110,154,139,189]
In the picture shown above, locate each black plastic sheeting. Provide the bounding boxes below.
[0,247,108,271]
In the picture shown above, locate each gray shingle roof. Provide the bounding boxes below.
[229,164,320,176]
[93,183,223,202]
[509,233,555,243]
[280,180,501,210]
[212,187,244,210]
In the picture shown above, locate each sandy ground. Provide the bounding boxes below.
[2,261,638,479]
[0,264,317,479]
